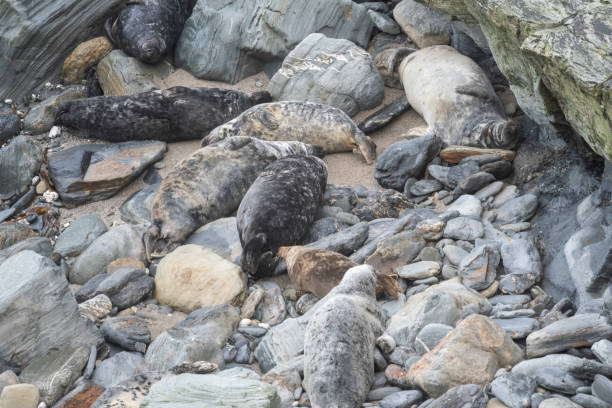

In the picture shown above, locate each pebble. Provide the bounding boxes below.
[446,194,483,217]
[443,245,468,265]
[379,390,423,408]
[443,217,484,241]
[592,339,612,366]
[475,181,504,200]
[366,387,403,402]
[410,179,443,196]
[490,372,536,408]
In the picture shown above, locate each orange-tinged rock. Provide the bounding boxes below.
[440,146,516,164]
[62,37,113,84]
[407,314,523,398]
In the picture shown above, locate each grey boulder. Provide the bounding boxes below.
[176,0,373,84]
[0,105,20,144]
[499,238,541,294]
[101,316,151,352]
[268,33,384,116]
[185,217,242,265]
[0,251,102,369]
[0,136,42,200]
[92,351,144,388]
[53,214,107,258]
[490,372,536,408]
[70,224,146,284]
[375,135,442,190]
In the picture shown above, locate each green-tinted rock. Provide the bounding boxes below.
[417,0,612,160]
[97,50,171,96]
[141,373,281,408]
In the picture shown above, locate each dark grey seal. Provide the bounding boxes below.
[237,156,328,278]
[147,137,323,258]
[56,86,270,142]
[105,0,197,64]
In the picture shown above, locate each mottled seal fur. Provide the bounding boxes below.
[148,137,323,257]
[237,156,328,278]
[105,0,197,64]
[202,101,377,164]
[56,87,270,142]
[278,246,401,299]
[304,265,384,408]
[399,45,519,149]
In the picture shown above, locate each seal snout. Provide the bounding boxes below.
[138,37,167,63]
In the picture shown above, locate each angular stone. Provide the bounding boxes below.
[444,217,484,241]
[411,180,443,197]
[443,245,469,266]
[592,339,612,366]
[425,384,487,408]
[70,224,146,284]
[393,0,451,48]
[490,372,536,408]
[24,85,87,134]
[453,172,496,196]
[499,238,541,294]
[414,323,453,355]
[155,245,247,313]
[0,384,39,408]
[511,354,588,394]
[141,373,281,407]
[0,105,20,145]
[446,194,483,218]
[494,194,538,224]
[366,230,426,276]
[493,317,540,340]
[144,305,239,371]
[253,281,286,327]
[62,37,113,84]
[526,313,612,358]
[101,316,151,352]
[268,33,383,116]
[54,214,107,258]
[0,251,102,369]
[97,50,171,96]
[458,244,499,291]
[0,136,42,200]
[19,345,89,406]
[176,0,373,85]
[92,352,144,389]
[48,140,167,206]
[369,10,401,35]
[408,315,524,397]
[375,135,442,190]
[0,237,52,265]
[386,280,491,348]
[396,261,441,280]
[429,161,480,190]
[185,217,242,265]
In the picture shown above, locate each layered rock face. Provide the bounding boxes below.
[416,0,612,160]
[0,0,122,100]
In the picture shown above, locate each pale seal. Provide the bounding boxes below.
[202,101,377,164]
[399,45,519,149]
[237,156,328,278]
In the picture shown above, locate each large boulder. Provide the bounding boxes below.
[415,0,612,161]
[407,314,524,398]
[0,0,122,100]
[0,251,102,369]
[154,245,247,313]
[386,279,491,348]
[268,33,384,116]
[175,0,373,84]
[96,50,171,96]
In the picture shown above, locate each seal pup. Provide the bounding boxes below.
[105,0,197,64]
[237,156,328,278]
[56,87,271,142]
[399,45,519,149]
[147,137,322,257]
[304,265,384,408]
[278,245,401,299]
[202,101,377,164]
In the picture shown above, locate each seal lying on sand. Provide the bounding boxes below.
[304,265,384,408]
[278,246,401,299]
[56,87,270,142]
[237,156,328,278]
[399,45,519,149]
[202,101,377,164]
[105,0,197,64]
[147,137,322,257]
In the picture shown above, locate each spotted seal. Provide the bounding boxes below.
[237,156,328,278]
[202,101,377,164]
[56,87,270,142]
[399,45,519,149]
[147,137,322,257]
[278,246,401,299]
[105,0,197,64]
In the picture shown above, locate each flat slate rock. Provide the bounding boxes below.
[48,140,166,206]
[120,183,160,225]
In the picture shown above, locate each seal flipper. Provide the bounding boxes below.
[455,84,494,102]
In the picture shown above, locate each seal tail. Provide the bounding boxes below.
[375,271,402,299]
